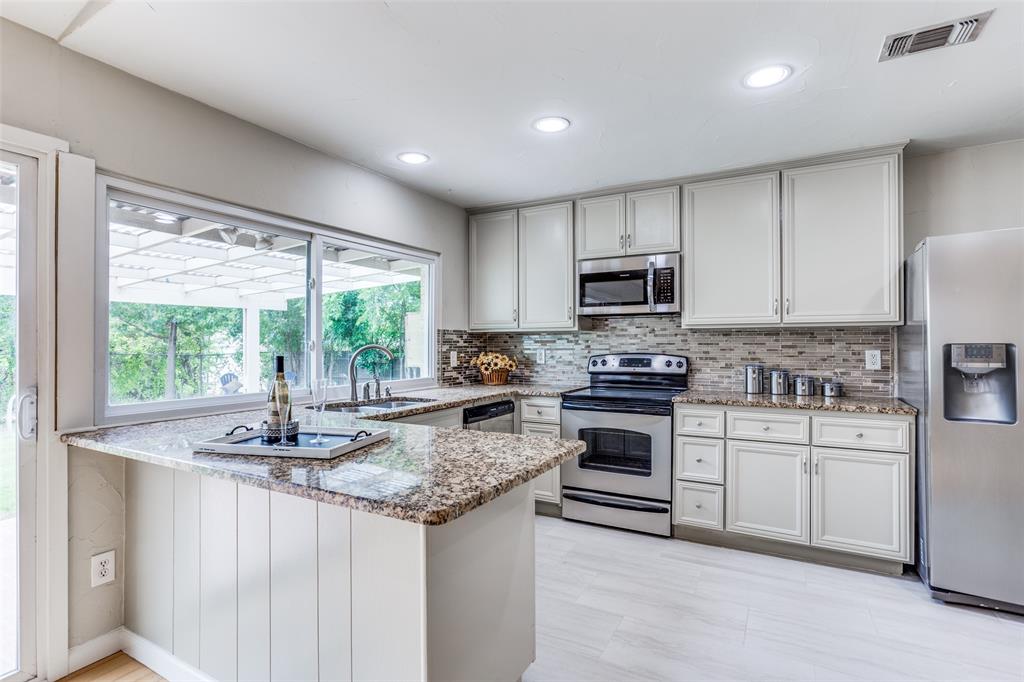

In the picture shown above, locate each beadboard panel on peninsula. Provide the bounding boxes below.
[438,316,894,396]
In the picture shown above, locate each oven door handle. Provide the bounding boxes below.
[647,261,655,312]
[563,491,670,514]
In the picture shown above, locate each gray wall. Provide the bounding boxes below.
[67,447,124,647]
[904,139,1024,254]
[0,18,469,328]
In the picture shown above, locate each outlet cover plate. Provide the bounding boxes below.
[91,550,115,587]
[449,350,458,367]
[865,350,882,371]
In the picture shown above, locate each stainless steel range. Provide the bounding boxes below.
[559,353,688,536]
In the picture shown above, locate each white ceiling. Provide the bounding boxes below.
[4,1,1023,208]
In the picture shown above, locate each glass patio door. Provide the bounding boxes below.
[0,150,38,682]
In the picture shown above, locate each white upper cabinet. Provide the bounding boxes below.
[626,186,681,255]
[576,194,626,260]
[782,154,901,325]
[469,210,518,329]
[683,173,780,327]
[518,202,575,330]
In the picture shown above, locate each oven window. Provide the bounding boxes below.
[577,428,652,477]
[579,270,647,307]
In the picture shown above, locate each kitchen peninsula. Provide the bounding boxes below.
[63,398,584,682]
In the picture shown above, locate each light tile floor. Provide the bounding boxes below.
[526,515,1024,682]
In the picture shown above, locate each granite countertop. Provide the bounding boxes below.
[333,383,583,420]
[673,389,917,416]
[61,383,586,526]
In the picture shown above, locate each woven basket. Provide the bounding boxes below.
[480,369,510,385]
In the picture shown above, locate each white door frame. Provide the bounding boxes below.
[1,124,69,682]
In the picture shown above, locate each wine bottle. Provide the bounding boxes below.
[266,355,291,426]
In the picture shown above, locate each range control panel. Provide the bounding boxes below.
[587,353,688,375]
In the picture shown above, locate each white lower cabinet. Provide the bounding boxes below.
[673,481,723,529]
[521,420,562,504]
[811,447,909,560]
[725,440,810,545]
[519,398,562,505]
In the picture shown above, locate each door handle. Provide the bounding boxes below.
[774,298,778,315]
[802,455,808,474]
[619,234,624,250]
[627,233,632,249]
[785,298,790,315]
[17,387,37,440]
[647,261,655,312]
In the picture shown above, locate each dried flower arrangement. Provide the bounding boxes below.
[469,352,518,385]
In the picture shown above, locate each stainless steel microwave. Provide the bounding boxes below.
[577,253,680,316]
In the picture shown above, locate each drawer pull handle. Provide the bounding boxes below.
[695,457,703,463]
[696,420,703,426]
[762,425,770,431]
[694,502,703,509]
[855,432,864,438]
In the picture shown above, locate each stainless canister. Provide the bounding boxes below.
[769,369,790,395]
[821,381,843,397]
[744,364,765,393]
[793,375,815,396]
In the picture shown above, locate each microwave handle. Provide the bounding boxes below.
[647,261,655,312]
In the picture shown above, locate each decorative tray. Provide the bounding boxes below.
[194,425,390,460]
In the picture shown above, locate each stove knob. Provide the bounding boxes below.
[676,361,684,368]
[665,360,672,367]
[600,359,608,366]
[590,359,598,367]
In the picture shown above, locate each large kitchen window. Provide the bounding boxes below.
[98,177,436,421]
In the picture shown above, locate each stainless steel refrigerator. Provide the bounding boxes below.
[897,227,1023,612]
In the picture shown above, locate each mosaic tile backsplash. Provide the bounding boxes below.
[438,316,895,396]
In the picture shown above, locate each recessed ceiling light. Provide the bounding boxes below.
[743,65,792,88]
[397,152,430,165]
[532,116,571,133]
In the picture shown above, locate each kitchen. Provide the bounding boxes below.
[1,2,1022,682]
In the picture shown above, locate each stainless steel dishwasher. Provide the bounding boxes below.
[462,400,516,432]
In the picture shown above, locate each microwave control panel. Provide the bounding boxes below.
[654,267,675,304]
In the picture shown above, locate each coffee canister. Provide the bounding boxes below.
[769,369,790,395]
[744,364,765,394]
[821,380,844,397]
[793,375,815,396]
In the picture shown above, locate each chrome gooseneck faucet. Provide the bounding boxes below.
[348,344,395,401]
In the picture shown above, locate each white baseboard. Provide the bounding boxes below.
[120,629,214,682]
[64,628,214,682]
[67,627,124,674]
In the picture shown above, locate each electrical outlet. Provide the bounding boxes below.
[449,351,458,367]
[865,350,882,371]
[91,550,115,587]
[535,349,546,364]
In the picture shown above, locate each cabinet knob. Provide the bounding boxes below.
[696,420,703,426]
[762,425,770,431]
[536,409,543,415]
[695,457,703,463]
[694,502,702,509]
[855,432,864,438]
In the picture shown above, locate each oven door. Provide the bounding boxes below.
[560,407,672,501]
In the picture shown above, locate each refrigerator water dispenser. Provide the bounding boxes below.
[943,343,1017,424]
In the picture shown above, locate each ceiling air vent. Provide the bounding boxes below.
[879,9,994,62]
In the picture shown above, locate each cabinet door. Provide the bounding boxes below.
[782,155,900,325]
[576,194,626,259]
[811,448,909,560]
[521,421,562,504]
[725,441,809,544]
[518,202,575,330]
[626,186,680,254]
[683,173,781,326]
[469,210,519,330]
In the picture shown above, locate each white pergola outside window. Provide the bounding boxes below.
[96,176,438,424]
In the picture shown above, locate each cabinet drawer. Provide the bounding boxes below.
[674,436,724,484]
[673,481,723,530]
[727,411,809,444]
[675,408,725,437]
[521,398,560,424]
[521,421,560,438]
[812,416,909,453]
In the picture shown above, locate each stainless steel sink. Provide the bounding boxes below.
[371,400,431,409]
[325,397,435,414]
[332,406,384,414]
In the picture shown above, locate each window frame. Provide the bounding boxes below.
[94,175,440,425]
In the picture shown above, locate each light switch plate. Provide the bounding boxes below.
[91,550,115,587]
[865,350,882,371]
[449,351,458,367]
